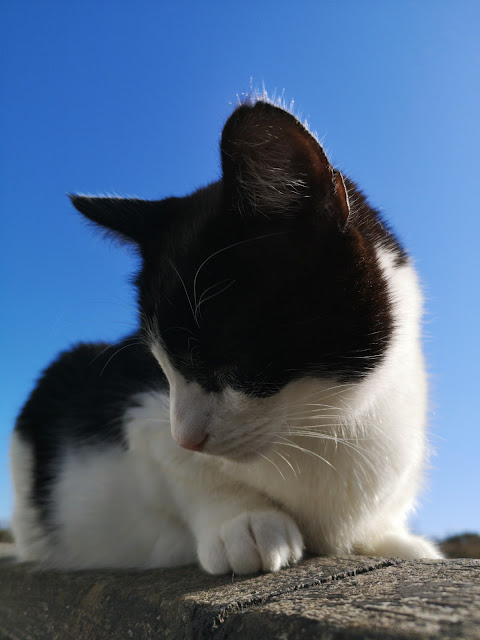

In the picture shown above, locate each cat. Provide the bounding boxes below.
[10,98,442,573]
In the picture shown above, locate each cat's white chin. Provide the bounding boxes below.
[220,448,265,463]
[200,439,272,462]
[205,428,275,462]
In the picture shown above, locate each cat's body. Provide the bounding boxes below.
[11,99,441,572]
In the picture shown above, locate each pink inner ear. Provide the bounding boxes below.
[333,171,351,226]
[289,123,332,178]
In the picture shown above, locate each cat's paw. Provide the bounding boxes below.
[198,510,304,575]
[357,531,443,560]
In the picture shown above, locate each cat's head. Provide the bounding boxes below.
[71,100,399,460]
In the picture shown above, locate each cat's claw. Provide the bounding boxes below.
[198,510,304,575]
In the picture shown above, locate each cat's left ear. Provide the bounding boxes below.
[221,101,350,227]
[69,195,166,245]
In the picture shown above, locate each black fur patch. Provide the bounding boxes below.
[15,336,166,522]
[137,178,397,395]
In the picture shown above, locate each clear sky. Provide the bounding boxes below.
[1,1,479,538]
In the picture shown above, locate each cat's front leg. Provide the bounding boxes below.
[198,509,303,575]
[175,474,303,574]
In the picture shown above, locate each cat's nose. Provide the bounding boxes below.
[171,411,210,452]
[170,379,213,452]
[177,432,209,452]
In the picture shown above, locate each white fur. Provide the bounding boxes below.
[10,433,51,562]
[10,246,441,571]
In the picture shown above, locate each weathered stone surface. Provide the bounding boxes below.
[215,559,480,640]
[0,544,478,639]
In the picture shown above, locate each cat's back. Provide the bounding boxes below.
[15,335,167,446]
[10,336,169,564]
[12,336,167,523]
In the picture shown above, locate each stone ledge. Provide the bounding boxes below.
[0,545,478,639]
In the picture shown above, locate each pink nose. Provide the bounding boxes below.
[176,433,209,452]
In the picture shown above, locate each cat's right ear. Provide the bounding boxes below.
[221,101,350,227]
[69,195,165,245]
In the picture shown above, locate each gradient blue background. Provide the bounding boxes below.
[1,1,479,538]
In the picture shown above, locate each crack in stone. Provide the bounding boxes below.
[209,558,404,633]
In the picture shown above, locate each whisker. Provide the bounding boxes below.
[90,337,142,366]
[276,429,380,477]
[99,341,143,376]
[169,260,198,328]
[89,342,121,366]
[273,437,336,471]
[261,383,358,418]
[193,232,286,311]
[286,413,346,420]
[281,428,373,442]
[194,278,235,322]
[274,449,298,478]
[257,452,286,481]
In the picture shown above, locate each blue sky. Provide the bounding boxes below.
[1,0,479,538]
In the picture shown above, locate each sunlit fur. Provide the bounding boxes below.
[10,100,441,572]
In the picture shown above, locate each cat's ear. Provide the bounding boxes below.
[221,101,350,226]
[69,195,163,245]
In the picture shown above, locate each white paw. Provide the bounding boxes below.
[358,531,443,560]
[198,510,304,575]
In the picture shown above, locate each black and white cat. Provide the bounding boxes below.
[10,99,441,573]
